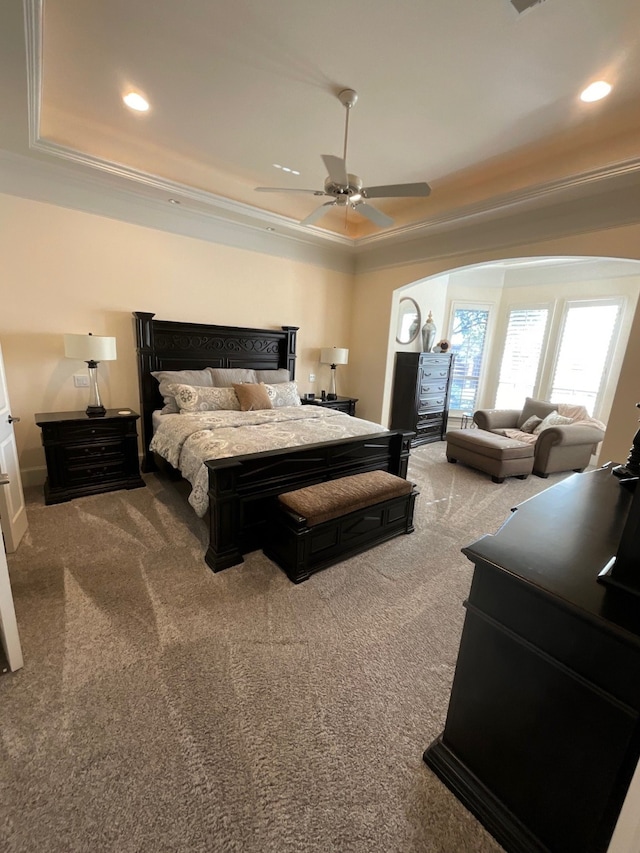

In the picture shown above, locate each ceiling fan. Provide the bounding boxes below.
[255,88,431,229]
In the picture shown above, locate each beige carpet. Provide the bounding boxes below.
[1,442,573,853]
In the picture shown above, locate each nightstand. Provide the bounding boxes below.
[301,396,358,416]
[35,409,145,505]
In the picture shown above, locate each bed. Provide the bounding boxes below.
[134,312,413,572]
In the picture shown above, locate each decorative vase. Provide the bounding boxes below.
[421,311,437,352]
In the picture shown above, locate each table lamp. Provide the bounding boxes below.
[64,333,117,417]
[320,347,349,400]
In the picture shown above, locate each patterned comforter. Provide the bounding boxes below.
[150,406,386,516]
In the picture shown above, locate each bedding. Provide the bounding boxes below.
[151,368,214,414]
[169,384,242,412]
[233,382,273,411]
[151,367,292,413]
[150,406,386,517]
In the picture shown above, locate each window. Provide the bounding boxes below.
[495,307,549,409]
[549,300,621,416]
[449,305,491,412]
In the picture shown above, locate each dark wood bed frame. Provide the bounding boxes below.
[134,312,412,572]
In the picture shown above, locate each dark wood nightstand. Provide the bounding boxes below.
[300,396,358,416]
[35,409,145,505]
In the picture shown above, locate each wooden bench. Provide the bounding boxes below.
[264,470,418,583]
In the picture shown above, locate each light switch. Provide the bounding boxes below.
[73,374,89,387]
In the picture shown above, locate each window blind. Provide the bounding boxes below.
[495,307,548,409]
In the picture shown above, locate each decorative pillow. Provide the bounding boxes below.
[533,411,573,434]
[517,397,557,429]
[520,415,543,434]
[208,367,257,387]
[255,368,290,385]
[151,369,214,414]
[168,384,240,413]
[264,380,301,407]
[233,382,273,411]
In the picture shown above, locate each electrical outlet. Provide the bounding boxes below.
[73,374,89,387]
[309,373,316,382]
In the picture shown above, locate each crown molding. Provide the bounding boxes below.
[23,0,42,148]
[0,149,355,273]
[30,136,353,248]
[354,158,640,272]
[356,155,640,251]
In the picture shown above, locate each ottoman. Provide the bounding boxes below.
[446,428,534,483]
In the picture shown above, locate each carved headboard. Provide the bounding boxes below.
[133,312,298,471]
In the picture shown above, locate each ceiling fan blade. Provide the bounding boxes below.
[363,181,431,199]
[300,201,336,226]
[322,154,348,186]
[255,187,325,195]
[354,202,394,228]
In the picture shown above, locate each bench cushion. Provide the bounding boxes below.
[278,470,413,527]
[446,428,534,461]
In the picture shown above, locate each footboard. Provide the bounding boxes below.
[204,430,413,572]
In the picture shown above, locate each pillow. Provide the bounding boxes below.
[151,368,214,414]
[264,380,301,407]
[520,415,543,434]
[255,368,290,385]
[517,397,557,429]
[533,411,573,434]
[208,367,257,387]
[233,382,273,411]
[169,384,241,413]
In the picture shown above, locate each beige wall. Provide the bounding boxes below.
[0,193,354,481]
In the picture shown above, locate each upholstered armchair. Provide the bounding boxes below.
[473,397,606,477]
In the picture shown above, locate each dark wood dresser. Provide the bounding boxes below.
[390,352,454,445]
[35,409,145,504]
[424,466,640,853]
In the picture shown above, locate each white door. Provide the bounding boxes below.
[0,534,22,672]
[0,342,28,553]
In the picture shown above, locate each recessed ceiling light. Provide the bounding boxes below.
[266,227,275,232]
[168,198,180,205]
[123,91,150,112]
[580,81,612,103]
[273,164,282,169]
[291,170,300,176]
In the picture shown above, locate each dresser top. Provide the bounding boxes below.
[464,466,640,640]
[35,409,139,424]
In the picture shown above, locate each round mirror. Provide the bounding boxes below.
[396,297,421,344]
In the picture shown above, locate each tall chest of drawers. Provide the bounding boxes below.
[390,352,454,446]
[35,409,145,504]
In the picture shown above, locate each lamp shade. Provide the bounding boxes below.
[64,334,117,362]
[320,347,349,366]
